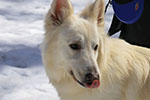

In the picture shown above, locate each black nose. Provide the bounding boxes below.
[84,73,99,85]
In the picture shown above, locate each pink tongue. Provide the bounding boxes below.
[85,80,100,88]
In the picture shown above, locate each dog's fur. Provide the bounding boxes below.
[41,0,150,100]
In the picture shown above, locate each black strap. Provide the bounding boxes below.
[105,0,112,13]
[104,1,123,36]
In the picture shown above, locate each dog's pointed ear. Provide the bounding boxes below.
[48,0,74,25]
[80,0,105,26]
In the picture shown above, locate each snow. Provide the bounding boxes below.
[0,0,114,100]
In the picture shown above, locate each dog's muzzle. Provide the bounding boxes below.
[70,71,100,88]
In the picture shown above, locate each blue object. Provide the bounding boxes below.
[112,0,144,24]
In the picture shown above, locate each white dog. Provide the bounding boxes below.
[41,0,150,100]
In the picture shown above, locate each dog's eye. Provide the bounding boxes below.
[69,43,81,50]
[94,45,98,51]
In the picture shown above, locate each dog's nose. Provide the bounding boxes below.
[85,73,99,82]
[84,73,100,88]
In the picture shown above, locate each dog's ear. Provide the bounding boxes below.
[48,0,74,25]
[80,0,105,26]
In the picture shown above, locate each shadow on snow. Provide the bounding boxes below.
[0,44,42,68]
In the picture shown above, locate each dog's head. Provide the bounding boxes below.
[44,0,105,89]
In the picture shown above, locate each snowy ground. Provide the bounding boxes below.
[0,0,114,100]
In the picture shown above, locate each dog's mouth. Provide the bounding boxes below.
[70,70,100,88]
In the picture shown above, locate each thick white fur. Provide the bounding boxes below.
[41,0,150,100]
